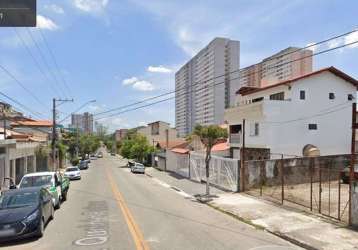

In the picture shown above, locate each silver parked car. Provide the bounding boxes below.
[131,163,145,174]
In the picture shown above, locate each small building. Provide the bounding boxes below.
[137,121,184,147]
[225,67,358,158]
[115,129,128,142]
[11,120,52,142]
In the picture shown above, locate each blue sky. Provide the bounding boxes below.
[0,0,357,131]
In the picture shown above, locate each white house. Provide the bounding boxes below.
[224,67,358,159]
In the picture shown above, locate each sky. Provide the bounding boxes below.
[0,0,357,132]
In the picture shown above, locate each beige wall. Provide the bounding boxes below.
[137,122,179,146]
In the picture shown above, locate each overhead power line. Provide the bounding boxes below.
[0,63,48,108]
[95,36,358,121]
[13,28,61,98]
[93,29,358,117]
[26,28,69,98]
[0,91,44,119]
[38,29,73,98]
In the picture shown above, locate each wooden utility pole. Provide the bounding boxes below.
[349,102,357,225]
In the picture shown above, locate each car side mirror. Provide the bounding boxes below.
[9,184,17,189]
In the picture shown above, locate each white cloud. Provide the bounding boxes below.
[133,80,155,91]
[72,0,109,13]
[122,77,138,85]
[306,42,319,53]
[147,65,172,73]
[88,104,106,112]
[327,38,343,49]
[37,15,59,30]
[44,4,65,14]
[122,77,154,91]
[345,31,358,48]
[138,121,147,127]
[129,0,301,56]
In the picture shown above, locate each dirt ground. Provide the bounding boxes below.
[246,180,350,223]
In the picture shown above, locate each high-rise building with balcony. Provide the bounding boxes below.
[71,112,94,134]
[175,37,240,137]
[239,47,313,88]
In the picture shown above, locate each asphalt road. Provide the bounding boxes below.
[1,153,302,250]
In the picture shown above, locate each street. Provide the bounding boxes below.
[1,154,300,250]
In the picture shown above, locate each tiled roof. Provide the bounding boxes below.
[156,140,187,149]
[236,67,358,96]
[11,120,53,127]
[211,142,229,152]
[171,148,190,154]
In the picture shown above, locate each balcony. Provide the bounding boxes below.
[225,99,290,125]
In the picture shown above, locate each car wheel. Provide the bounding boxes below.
[36,218,45,238]
[50,205,54,220]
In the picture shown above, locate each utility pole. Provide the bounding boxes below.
[52,98,74,172]
[349,102,357,225]
[240,119,246,192]
[1,103,6,140]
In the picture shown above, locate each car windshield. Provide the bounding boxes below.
[20,175,53,188]
[66,168,78,172]
[136,164,144,168]
[0,191,39,209]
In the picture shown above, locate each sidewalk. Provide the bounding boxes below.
[147,167,358,250]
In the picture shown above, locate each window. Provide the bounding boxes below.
[329,93,335,100]
[270,92,285,100]
[252,97,264,103]
[250,122,259,136]
[308,124,317,130]
[348,94,354,101]
[300,90,305,100]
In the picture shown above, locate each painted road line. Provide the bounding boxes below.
[106,168,150,250]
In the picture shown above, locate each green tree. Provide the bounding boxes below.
[120,133,156,163]
[190,124,227,196]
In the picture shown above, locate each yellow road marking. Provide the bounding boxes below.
[106,168,150,250]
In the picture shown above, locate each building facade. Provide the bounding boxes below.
[175,37,240,137]
[71,112,94,134]
[225,67,357,158]
[137,121,184,148]
[239,47,313,88]
[115,129,128,142]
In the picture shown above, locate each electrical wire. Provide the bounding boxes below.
[37,29,73,98]
[94,38,358,121]
[25,28,69,98]
[93,29,358,117]
[13,28,61,98]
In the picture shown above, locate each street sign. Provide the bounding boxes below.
[0,0,36,27]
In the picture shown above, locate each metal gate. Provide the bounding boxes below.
[189,152,239,192]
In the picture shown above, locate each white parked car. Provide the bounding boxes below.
[131,163,145,174]
[64,167,81,180]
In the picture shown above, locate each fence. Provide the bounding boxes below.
[189,152,239,192]
[164,150,240,192]
[244,154,353,223]
[166,150,190,178]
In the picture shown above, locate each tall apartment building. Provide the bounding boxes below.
[175,37,240,137]
[239,47,313,88]
[71,112,94,134]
